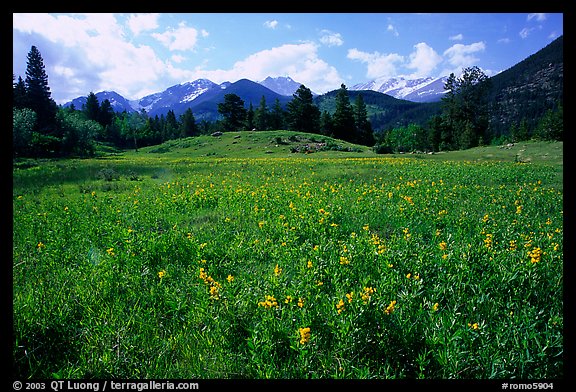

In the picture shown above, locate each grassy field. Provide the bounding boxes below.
[12,132,563,379]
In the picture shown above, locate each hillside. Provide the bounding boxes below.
[487,35,563,136]
[134,130,375,159]
[314,89,442,131]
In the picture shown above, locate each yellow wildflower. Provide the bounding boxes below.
[158,270,166,279]
[298,327,311,345]
[384,300,397,315]
[336,299,345,314]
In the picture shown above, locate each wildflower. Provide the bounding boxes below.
[439,241,447,251]
[299,327,311,345]
[384,300,397,315]
[346,292,354,303]
[37,242,46,250]
[528,247,543,263]
[361,287,375,304]
[274,264,282,276]
[509,240,517,251]
[516,205,523,214]
[482,214,489,223]
[209,285,220,300]
[468,322,480,330]
[258,295,278,309]
[106,247,115,256]
[432,302,439,312]
[484,233,493,249]
[363,224,370,231]
[258,221,265,229]
[226,275,234,283]
[307,260,313,269]
[297,297,304,308]
[406,273,411,279]
[158,270,166,279]
[336,299,345,314]
[339,256,350,265]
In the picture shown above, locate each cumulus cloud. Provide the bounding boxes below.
[319,29,343,47]
[347,48,404,79]
[152,22,206,51]
[406,42,443,78]
[127,13,159,36]
[13,13,170,102]
[442,41,486,75]
[191,42,342,94]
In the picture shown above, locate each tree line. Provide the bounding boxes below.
[13,45,562,158]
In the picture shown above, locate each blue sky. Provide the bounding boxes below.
[13,13,563,104]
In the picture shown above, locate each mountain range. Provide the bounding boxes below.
[63,74,449,120]
[64,35,562,132]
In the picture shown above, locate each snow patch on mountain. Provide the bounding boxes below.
[351,76,449,102]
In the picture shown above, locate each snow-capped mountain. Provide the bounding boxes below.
[351,76,449,102]
[258,76,304,96]
[63,91,136,113]
[132,79,219,114]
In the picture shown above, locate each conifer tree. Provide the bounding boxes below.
[286,85,320,134]
[332,84,355,142]
[24,45,57,132]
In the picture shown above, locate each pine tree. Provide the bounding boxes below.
[254,95,269,131]
[218,93,247,132]
[332,84,355,142]
[24,45,57,132]
[286,85,320,134]
[84,92,100,122]
[13,75,27,109]
[180,108,197,138]
[353,93,374,146]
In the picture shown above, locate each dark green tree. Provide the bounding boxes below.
[332,84,355,142]
[180,108,198,138]
[164,110,179,140]
[320,110,333,136]
[83,92,100,122]
[13,75,27,109]
[286,84,320,134]
[99,99,115,128]
[218,93,247,132]
[24,45,57,132]
[441,66,491,150]
[254,95,269,131]
[269,98,285,130]
[246,102,255,130]
[353,93,374,146]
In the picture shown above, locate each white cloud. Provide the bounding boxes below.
[191,42,342,94]
[347,48,404,79]
[152,22,204,51]
[263,20,278,29]
[13,13,170,102]
[127,13,159,36]
[319,30,343,47]
[406,42,443,78]
[442,41,486,75]
[449,33,463,41]
[387,24,399,37]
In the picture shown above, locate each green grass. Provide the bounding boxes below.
[12,132,563,379]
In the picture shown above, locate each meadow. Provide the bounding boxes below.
[12,133,563,379]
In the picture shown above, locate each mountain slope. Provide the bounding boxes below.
[259,76,305,96]
[486,35,563,136]
[351,76,449,102]
[63,91,135,113]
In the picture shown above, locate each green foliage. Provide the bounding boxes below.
[56,110,102,157]
[286,85,321,134]
[218,93,247,132]
[13,151,563,378]
[13,108,37,156]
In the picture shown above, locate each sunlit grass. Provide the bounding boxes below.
[12,137,563,379]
